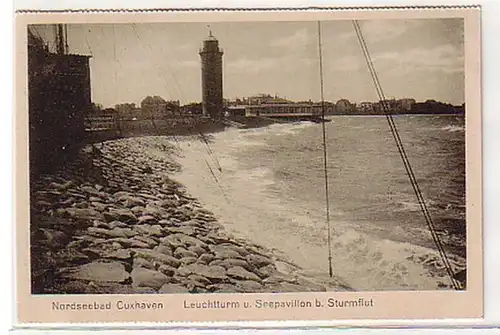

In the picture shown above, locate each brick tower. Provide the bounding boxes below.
[199,30,224,119]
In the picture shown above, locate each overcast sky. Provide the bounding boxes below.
[30,19,464,108]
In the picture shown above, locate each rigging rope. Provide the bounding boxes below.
[352,20,461,290]
[317,21,334,278]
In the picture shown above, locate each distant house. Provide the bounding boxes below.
[181,102,203,115]
[246,94,291,105]
[115,103,141,120]
[396,98,416,111]
[335,99,353,114]
[358,101,375,114]
[140,96,180,119]
[379,99,398,112]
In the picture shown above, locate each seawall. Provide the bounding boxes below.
[30,136,352,294]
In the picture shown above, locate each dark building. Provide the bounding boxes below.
[199,31,224,119]
[28,27,92,175]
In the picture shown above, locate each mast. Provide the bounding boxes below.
[56,24,65,55]
[64,24,69,54]
[318,21,333,278]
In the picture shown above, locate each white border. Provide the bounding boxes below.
[5,0,500,332]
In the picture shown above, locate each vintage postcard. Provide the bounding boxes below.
[14,7,482,325]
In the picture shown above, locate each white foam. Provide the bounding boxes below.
[170,128,463,291]
[441,125,465,133]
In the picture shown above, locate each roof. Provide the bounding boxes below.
[204,30,218,41]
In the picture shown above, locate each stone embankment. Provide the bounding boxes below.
[31,136,349,294]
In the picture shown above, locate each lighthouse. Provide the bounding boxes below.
[199,30,224,119]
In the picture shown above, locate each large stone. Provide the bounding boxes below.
[39,228,70,249]
[133,257,155,270]
[64,208,102,221]
[161,233,207,250]
[159,199,180,209]
[246,254,273,268]
[160,235,183,249]
[158,264,176,276]
[112,227,136,238]
[263,273,298,285]
[198,253,215,265]
[227,266,261,282]
[133,236,158,248]
[217,259,253,272]
[275,260,300,275]
[257,264,278,278]
[295,277,327,292]
[80,186,101,197]
[206,232,233,244]
[87,227,112,238]
[272,282,311,293]
[187,245,205,257]
[137,193,160,201]
[131,267,168,290]
[93,220,111,229]
[165,226,197,236]
[90,202,109,212]
[60,261,130,283]
[112,238,150,249]
[207,283,243,293]
[104,208,137,224]
[180,257,197,266]
[188,274,211,287]
[133,250,181,268]
[57,248,90,265]
[177,263,227,281]
[218,243,250,257]
[113,191,133,200]
[174,247,198,259]
[48,180,74,191]
[108,220,129,229]
[135,224,163,237]
[130,206,146,215]
[138,215,157,224]
[213,248,242,260]
[87,227,135,239]
[122,196,146,208]
[103,249,132,260]
[159,283,190,294]
[153,245,173,256]
[143,204,166,218]
[236,280,264,292]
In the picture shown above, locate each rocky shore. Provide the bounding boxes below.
[30,136,351,294]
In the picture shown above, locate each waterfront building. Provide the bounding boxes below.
[244,103,323,118]
[397,98,417,111]
[359,101,375,114]
[336,99,353,114]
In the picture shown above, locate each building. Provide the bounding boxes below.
[379,99,398,112]
[28,27,92,175]
[358,101,375,114]
[244,103,323,118]
[199,31,224,119]
[396,98,416,111]
[336,99,353,114]
[246,94,290,105]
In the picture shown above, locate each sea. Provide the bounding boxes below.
[172,115,466,291]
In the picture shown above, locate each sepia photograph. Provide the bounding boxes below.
[27,18,469,295]
[15,8,482,323]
